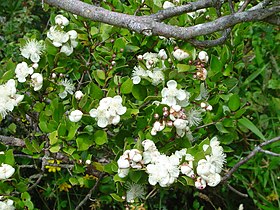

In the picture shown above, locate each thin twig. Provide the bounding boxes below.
[227,183,248,197]
[75,173,105,210]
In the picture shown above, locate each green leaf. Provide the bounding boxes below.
[228,94,240,111]
[132,85,147,101]
[49,144,60,153]
[93,130,108,145]
[215,122,230,133]
[120,78,133,94]
[238,117,265,140]
[76,134,93,151]
[49,131,58,145]
[177,64,191,73]
[268,79,280,89]
[110,193,124,202]
[5,150,15,166]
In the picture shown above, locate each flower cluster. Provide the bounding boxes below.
[195,137,226,189]
[117,138,226,190]
[47,15,78,56]
[0,79,24,119]
[193,51,209,81]
[0,197,15,210]
[117,149,143,178]
[132,50,167,85]
[14,62,43,91]
[0,163,15,180]
[90,96,127,128]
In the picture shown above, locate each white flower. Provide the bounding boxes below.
[158,49,168,60]
[125,182,145,203]
[143,52,159,69]
[118,168,129,178]
[0,199,15,210]
[47,26,69,47]
[59,79,75,99]
[186,109,203,126]
[161,80,190,107]
[198,51,209,63]
[0,79,24,119]
[202,173,221,187]
[163,1,175,9]
[90,96,126,128]
[60,43,73,56]
[151,121,165,136]
[117,156,130,169]
[31,73,43,91]
[172,49,189,61]
[147,68,165,86]
[85,159,91,165]
[55,14,69,27]
[68,30,78,40]
[146,154,180,187]
[75,90,84,100]
[181,162,194,178]
[20,39,44,63]
[196,159,216,176]
[15,62,34,83]
[89,107,110,128]
[0,163,15,180]
[69,110,83,122]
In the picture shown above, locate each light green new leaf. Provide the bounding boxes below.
[93,130,108,145]
[238,117,265,140]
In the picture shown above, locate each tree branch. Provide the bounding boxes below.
[0,135,25,147]
[222,136,280,182]
[44,0,280,46]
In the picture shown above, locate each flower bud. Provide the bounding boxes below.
[75,90,84,100]
[198,51,209,63]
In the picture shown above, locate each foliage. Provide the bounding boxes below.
[0,0,279,209]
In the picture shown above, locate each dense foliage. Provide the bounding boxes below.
[0,0,279,209]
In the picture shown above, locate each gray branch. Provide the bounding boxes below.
[44,0,280,47]
[222,136,280,182]
[0,135,25,147]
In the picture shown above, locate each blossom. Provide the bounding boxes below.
[15,62,34,83]
[172,49,189,61]
[151,121,165,136]
[195,68,208,81]
[161,80,190,107]
[125,182,145,203]
[75,90,84,100]
[55,14,69,27]
[143,52,159,69]
[69,110,83,122]
[31,73,43,91]
[198,51,209,63]
[59,79,75,99]
[132,66,147,84]
[158,49,168,60]
[90,96,127,128]
[146,154,180,187]
[147,68,165,85]
[163,1,175,9]
[0,79,24,119]
[47,26,69,47]
[0,163,15,180]
[20,39,44,63]
[60,43,73,56]
[117,149,143,177]
[0,198,15,210]
[186,109,203,127]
